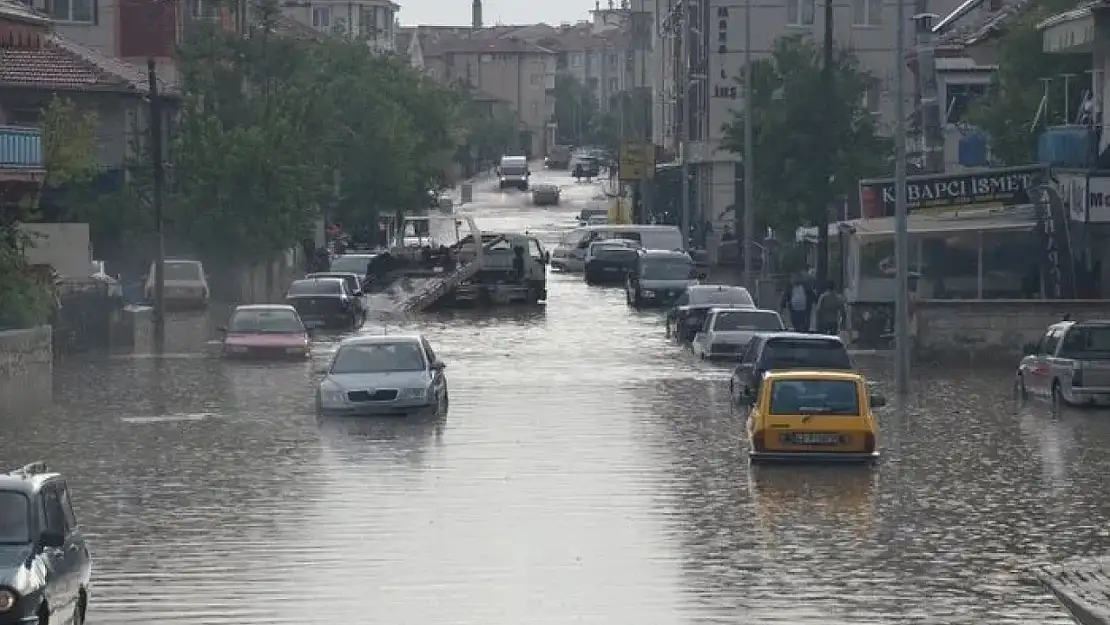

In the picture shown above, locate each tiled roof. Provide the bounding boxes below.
[271,13,325,41]
[422,35,554,56]
[0,34,167,94]
[0,0,49,25]
[937,0,1033,47]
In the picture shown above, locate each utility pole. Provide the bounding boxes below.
[816,0,834,289]
[741,0,754,292]
[894,0,910,395]
[147,59,166,351]
[679,0,691,250]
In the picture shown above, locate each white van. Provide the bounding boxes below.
[497,156,530,191]
[550,224,684,272]
[145,259,210,308]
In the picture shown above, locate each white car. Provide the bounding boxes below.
[145,259,209,308]
[315,333,449,417]
[691,308,784,360]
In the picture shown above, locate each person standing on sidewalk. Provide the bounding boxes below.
[780,276,817,332]
[814,282,847,336]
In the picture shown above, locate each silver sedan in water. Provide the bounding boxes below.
[315,333,449,417]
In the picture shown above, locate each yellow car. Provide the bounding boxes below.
[747,370,884,463]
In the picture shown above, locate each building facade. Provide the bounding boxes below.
[280,0,398,51]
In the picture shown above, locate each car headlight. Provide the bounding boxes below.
[318,382,346,405]
[0,589,17,612]
[642,290,655,297]
[399,387,427,400]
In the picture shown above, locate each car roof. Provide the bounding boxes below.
[234,304,296,312]
[163,258,202,264]
[292,277,344,284]
[335,253,376,258]
[0,462,60,495]
[764,370,865,382]
[709,306,776,314]
[761,331,845,344]
[339,333,423,347]
[638,249,689,259]
[307,271,359,277]
[689,284,747,292]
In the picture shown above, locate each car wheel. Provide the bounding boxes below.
[1052,380,1069,408]
[1014,375,1028,402]
[73,593,87,625]
[442,392,450,415]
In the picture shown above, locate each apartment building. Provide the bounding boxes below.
[281,0,399,51]
[421,34,556,157]
[652,0,1013,238]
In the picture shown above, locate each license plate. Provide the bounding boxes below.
[785,433,841,445]
[603,267,619,273]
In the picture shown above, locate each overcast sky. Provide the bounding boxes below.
[399,0,601,26]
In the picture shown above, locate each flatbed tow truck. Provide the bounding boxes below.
[348,214,550,314]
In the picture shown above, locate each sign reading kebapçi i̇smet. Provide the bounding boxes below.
[858,164,1048,218]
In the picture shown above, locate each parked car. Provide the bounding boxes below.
[328,253,379,278]
[219,304,310,359]
[144,259,209,308]
[315,333,449,417]
[627,249,700,308]
[531,183,561,206]
[666,285,755,341]
[285,277,361,329]
[305,271,367,318]
[584,240,640,284]
[1016,319,1110,406]
[729,332,855,406]
[746,370,883,463]
[0,462,92,625]
[577,207,609,226]
[691,308,784,360]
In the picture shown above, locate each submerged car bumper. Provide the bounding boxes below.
[749,450,879,463]
[318,401,435,416]
[223,346,309,359]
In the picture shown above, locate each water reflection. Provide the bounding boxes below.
[316,414,444,469]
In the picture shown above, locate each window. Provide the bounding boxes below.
[41,486,67,535]
[0,492,30,543]
[420,337,438,364]
[852,0,882,26]
[312,6,330,28]
[607,53,617,67]
[480,54,493,63]
[528,238,544,261]
[359,5,378,35]
[608,78,618,92]
[58,482,78,531]
[571,53,584,67]
[769,379,860,415]
[1040,329,1061,355]
[787,0,815,26]
[717,6,729,17]
[163,261,202,280]
[945,83,988,123]
[1060,326,1110,359]
[861,76,881,113]
[530,73,540,86]
[48,0,95,23]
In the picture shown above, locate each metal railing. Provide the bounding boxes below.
[0,126,44,169]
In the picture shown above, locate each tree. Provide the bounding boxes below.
[967,1,1090,165]
[722,35,891,239]
[552,73,600,146]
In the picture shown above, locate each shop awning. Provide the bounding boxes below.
[848,208,1038,239]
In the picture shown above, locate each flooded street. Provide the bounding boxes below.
[12,168,1110,624]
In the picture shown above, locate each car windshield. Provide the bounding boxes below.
[331,256,372,274]
[330,342,427,374]
[763,339,853,369]
[714,310,783,331]
[594,248,637,261]
[1060,326,1110,359]
[769,379,860,415]
[501,165,527,176]
[288,280,342,296]
[164,262,201,281]
[688,288,753,307]
[309,274,359,293]
[229,309,304,333]
[642,259,693,280]
[0,491,30,544]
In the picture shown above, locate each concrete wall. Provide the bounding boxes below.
[914,299,1110,364]
[0,326,53,413]
[20,223,91,279]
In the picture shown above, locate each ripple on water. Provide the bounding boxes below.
[8,171,1095,624]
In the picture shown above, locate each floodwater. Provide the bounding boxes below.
[9,167,1106,624]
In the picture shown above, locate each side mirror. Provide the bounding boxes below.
[869,393,887,408]
[1022,343,1038,355]
[217,325,227,333]
[697,273,707,280]
[38,529,64,550]
[432,361,447,371]
[353,290,364,297]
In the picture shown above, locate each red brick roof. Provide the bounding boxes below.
[0,33,160,94]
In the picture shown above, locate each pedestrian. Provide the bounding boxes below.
[814,282,847,336]
[780,275,817,332]
[512,246,526,283]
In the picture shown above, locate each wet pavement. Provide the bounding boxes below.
[10,167,1108,624]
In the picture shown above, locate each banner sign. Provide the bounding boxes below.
[858,164,1047,218]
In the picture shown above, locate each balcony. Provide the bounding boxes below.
[0,126,44,181]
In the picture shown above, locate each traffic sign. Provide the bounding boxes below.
[620,141,655,181]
